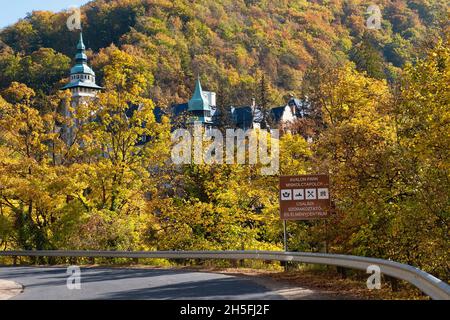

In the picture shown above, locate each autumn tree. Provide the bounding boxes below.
[0,48,171,252]
[57,47,171,250]
[0,47,70,94]
[0,82,68,251]
[390,38,449,278]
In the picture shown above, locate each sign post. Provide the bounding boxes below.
[279,174,331,220]
[279,174,331,257]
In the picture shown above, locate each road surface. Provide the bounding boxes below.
[0,266,293,300]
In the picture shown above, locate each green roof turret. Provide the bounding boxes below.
[62,32,102,91]
[188,77,210,111]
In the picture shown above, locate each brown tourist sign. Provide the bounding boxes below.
[279,175,331,220]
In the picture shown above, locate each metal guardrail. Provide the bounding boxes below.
[1,250,449,300]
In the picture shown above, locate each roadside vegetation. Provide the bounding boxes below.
[0,0,448,291]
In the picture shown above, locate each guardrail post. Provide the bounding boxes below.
[48,256,56,265]
[387,275,400,292]
[69,257,78,265]
[337,266,347,279]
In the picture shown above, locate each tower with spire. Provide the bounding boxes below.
[59,32,102,145]
[187,77,215,126]
[62,32,102,104]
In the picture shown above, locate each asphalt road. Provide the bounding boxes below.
[0,266,286,300]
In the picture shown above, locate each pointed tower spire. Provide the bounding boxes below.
[75,32,87,65]
[62,32,102,92]
[77,32,85,50]
[188,76,209,112]
[193,76,203,98]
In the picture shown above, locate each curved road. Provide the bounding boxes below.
[0,266,289,300]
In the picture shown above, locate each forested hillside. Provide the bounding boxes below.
[0,0,448,284]
[0,0,448,105]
